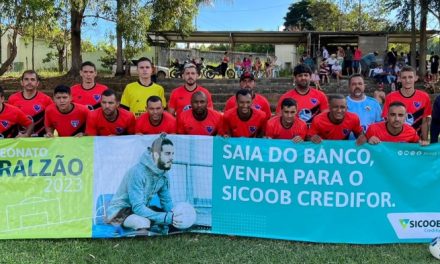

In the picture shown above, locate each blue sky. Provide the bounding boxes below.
[82,1,439,44]
[195,0,292,31]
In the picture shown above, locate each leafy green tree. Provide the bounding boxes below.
[283,0,314,31]
[0,0,54,75]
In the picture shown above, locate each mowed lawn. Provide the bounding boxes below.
[0,233,436,264]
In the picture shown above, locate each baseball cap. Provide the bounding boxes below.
[240,72,254,81]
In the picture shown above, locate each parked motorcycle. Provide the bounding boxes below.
[204,64,235,79]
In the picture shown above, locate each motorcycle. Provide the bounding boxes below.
[204,64,235,79]
[169,62,185,78]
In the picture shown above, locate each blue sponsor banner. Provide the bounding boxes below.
[212,137,440,244]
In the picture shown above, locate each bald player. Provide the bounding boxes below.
[177,91,222,136]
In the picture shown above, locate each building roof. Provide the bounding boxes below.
[147,30,440,45]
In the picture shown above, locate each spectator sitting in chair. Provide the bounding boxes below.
[331,61,343,84]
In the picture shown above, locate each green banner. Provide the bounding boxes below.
[0,137,93,239]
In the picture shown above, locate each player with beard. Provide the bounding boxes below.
[307,94,366,145]
[366,101,421,144]
[265,98,307,142]
[276,64,328,125]
[0,86,34,138]
[382,66,431,145]
[85,89,136,136]
[45,85,89,137]
[8,70,52,136]
[223,89,266,138]
[106,134,182,234]
[71,61,108,110]
[346,74,382,137]
[177,91,223,135]
[168,63,213,117]
[135,96,176,134]
[223,72,271,120]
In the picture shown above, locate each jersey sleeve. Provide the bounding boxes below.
[168,90,177,111]
[176,115,186,134]
[127,113,136,135]
[307,118,320,137]
[223,96,235,112]
[120,85,130,110]
[16,108,32,127]
[319,92,329,112]
[265,120,274,138]
[352,114,363,137]
[135,116,144,134]
[85,112,98,136]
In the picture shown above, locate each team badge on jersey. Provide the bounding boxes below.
[33,104,42,112]
[413,101,421,109]
[253,104,262,110]
[249,126,257,134]
[1,120,9,128]
[183,105,192,111]
[310,98,318,105]
[299,109,312,122]
[93,94,101,102]
[206,126,214,134]
[116,127,124,134]
[71,120,80,128]
[406,114,414,125]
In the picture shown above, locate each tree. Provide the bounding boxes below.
[0,0,54,76]
[283,0,314,31]
[67,0,88,77]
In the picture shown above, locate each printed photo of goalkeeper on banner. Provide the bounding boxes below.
[92,134,213,238]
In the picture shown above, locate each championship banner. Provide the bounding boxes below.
[212,137,440,244]
[0,137,93,239]
[0,135,439,243]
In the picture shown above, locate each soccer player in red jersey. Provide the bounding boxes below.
[265,98,307,142]
[0,86,34,138]
[85,89,136,136]
[177,91,223,136]
[135,96,176,134]
[45,85,89,137]
[223,89,266,138]
[367,101,423,145]
[307,94,366,145]
[168,63,213,117]
[382,66,431,145]
[7,70,52,137]
[276,64,328,124]
[71,61,109,110]
[223,72,272,120]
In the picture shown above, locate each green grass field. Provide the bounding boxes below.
[0,233,436,264]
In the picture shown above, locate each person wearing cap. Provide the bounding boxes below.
[106,134,181,234]
[168,63,213,117]
[276,64,328,125]
[121,57,166,117]
[223,71,272,120]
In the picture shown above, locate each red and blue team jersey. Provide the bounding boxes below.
[86,108,136,136]
[44,103,89,137]
[71,83,108,110]
[8,91,53,136]
[0,103,33,138]
[308,112,363,140]
[224,93,272,120]
[276,88,329,124]
[366,122,419,143]
[168,86,213,117]
[382,90,432,133]
[135,111,176,134]
[223,108,266,138]
[177,108,223,135]
[265,115,308,139]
